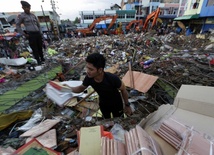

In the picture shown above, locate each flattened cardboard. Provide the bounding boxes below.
[171,108,214,136]
[25,129,57,148]
[122,71,158,93]
[20,119,60,138]
[140,85,214,155]
[173,85,214,118]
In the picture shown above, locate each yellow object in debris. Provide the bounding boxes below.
[143,56,151,60]
[92,109,102,117]
[0,110,33,131]
[87,86,94,94]
[116,22,123,35]
[20,52,31,58]
[0,74,5,79]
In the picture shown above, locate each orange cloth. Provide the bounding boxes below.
[103,131,113,139]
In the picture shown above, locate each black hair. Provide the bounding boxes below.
[86,53,106,69]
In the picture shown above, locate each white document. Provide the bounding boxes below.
[45,80,88,107]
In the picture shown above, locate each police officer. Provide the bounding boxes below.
[16,1,45,65]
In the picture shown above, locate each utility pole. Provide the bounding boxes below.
[41,5,52,43]
[42,0,60,40]
[50,0,60,40]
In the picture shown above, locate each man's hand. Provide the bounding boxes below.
[124,106,132,116]
[62,84,73,91]
[23,33,29,38]
[62,83,70,88]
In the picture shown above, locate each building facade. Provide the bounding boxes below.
[34,11,61,32]
[174,0,214,33]
[78,4,136,29]
[200,0,214,32]
[79,10,116,27]
[122,0,180,25]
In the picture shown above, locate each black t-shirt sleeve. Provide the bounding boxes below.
[82,75,90,87]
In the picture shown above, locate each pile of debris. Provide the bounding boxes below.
[0,31,214,154]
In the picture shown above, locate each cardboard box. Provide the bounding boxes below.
[139,85,214,155]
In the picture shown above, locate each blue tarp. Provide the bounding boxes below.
[186,28,193,36]
[202,24,214,33]
[95,24,107,29]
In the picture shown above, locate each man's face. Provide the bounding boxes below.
[22,6,31,13]
[86,62,102,78]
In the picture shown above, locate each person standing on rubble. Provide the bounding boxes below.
[66,53,132,119]
[16,1,45,65]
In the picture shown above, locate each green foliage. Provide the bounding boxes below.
[60,19,71,22]
[73,17,80,24]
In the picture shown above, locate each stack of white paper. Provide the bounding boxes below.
[45,81,87,107]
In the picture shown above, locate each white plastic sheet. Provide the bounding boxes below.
[0,57,27,66]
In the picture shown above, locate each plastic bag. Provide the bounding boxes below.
[110,123,125,143]
[18,108,43,131]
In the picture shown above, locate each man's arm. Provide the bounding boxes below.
[119,81,129,106]
[67,84,87,93]
[16,14,24,35]
[119,81,132,115]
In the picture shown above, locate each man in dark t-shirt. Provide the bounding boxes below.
[67,53,132,119]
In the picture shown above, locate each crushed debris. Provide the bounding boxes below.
[0,30,214,154]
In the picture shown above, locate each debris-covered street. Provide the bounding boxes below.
[1,30,214,154]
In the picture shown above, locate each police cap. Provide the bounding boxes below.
[20,1,31,7]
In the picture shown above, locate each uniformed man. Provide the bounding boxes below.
[16,1,45,65]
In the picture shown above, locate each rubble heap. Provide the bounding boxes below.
[0,31,214,154]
